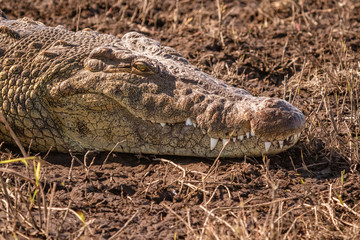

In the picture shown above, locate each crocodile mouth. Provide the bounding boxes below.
[153,117,302,154]
[100,94,303,155]
[48,90,302,156]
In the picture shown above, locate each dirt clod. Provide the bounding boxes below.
[1,0,360,239]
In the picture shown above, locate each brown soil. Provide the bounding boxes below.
[1,0,360,239]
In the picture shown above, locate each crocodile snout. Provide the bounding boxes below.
[250,98,305,141]
[184,92,305,156]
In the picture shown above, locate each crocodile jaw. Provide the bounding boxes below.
[47,95,304,157]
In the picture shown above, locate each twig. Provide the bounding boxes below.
[56,200,73,238]
[283,74,288,100]
[291,58,307,104]
[153,158,186,179]
[0,168,35,183]
[282,210,311,240]
[216,0,225,47]
[204,185,220,206]
[68,155,75,181]
[46,182,57,235]
[183,182,209,194]
[205,138,230,180]
[101,141,124,169]
[109,210,139,240]
[200,205,236,237]
[0,110,28,157]
[161,203,194,234]
[76,7,81,32]
[208,195,302,212]
[32,205,87,222]
[333,197,360,218]
[75,219,95,240]
[154,158,186,192]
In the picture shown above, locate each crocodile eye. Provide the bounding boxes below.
[134,63,150,72]
[133,61,155,73]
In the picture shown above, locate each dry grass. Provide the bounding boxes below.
[0,149,91,239]
[1,0,360,239]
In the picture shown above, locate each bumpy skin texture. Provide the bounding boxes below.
[0,11,305,157]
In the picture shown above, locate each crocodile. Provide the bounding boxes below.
[0,11,305,158]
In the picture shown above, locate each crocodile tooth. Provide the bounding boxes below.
[210,138,219,150]
[222,139,228,146]
[265,142,271,152]
[294,133,299,140]
[185,118,192,126]
[238,135,244,140]
[232,138,236,142]
[250,129,255,137]
[246,132,250,138]
[279,140,284,149]
[160,123,166,127]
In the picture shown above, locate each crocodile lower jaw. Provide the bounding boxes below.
[157,117,301,155]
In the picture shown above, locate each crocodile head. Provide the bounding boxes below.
[46,32,305,157]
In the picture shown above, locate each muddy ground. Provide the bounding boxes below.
[1,0,360,239]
